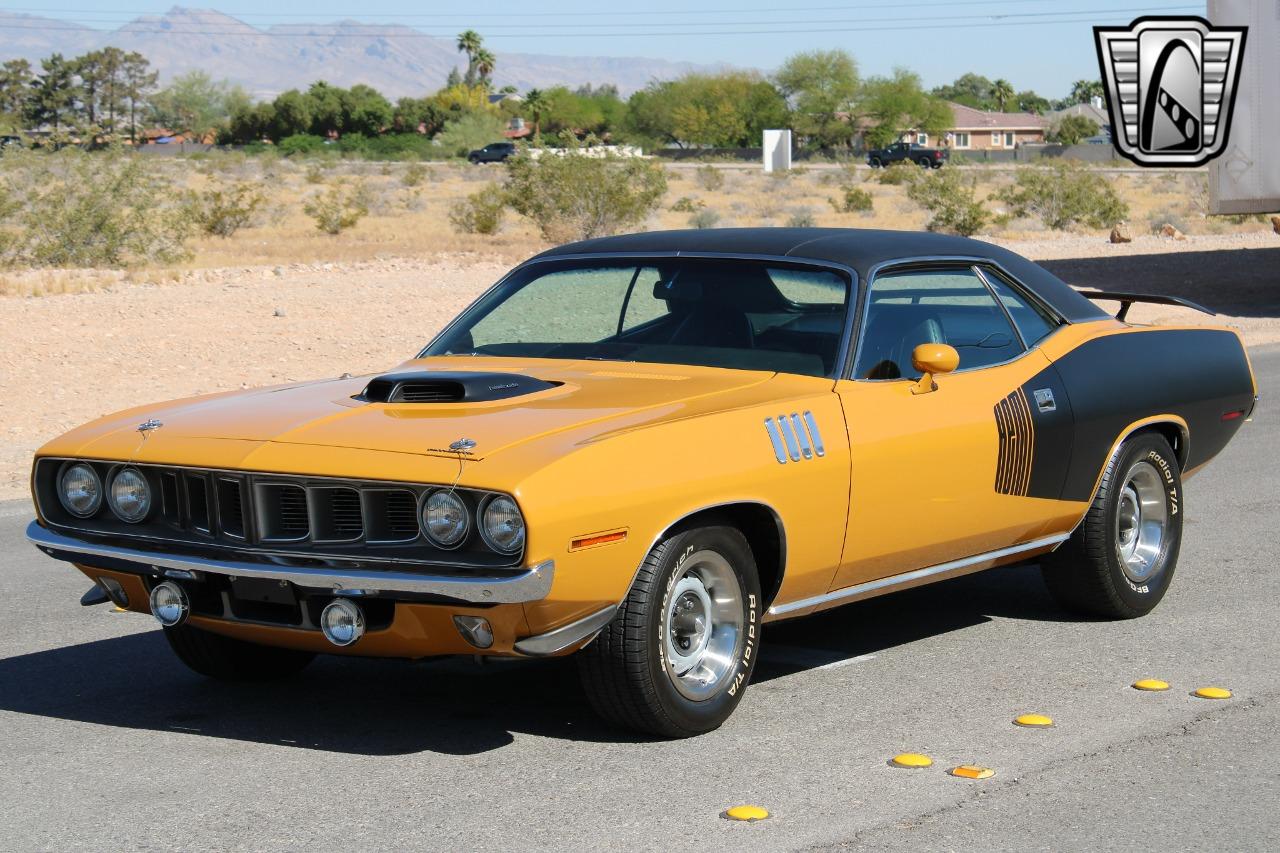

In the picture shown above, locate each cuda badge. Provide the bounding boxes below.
[764,412,825,464]
[449,438,478,452]
[136,418,163,435]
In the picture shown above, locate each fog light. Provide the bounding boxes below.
[453,615,494,649]
[99,577,129,608]
[320,598,365,647]
[149,581,189,627]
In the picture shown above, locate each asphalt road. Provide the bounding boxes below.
[1,347,1276,852]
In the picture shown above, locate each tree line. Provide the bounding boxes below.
[0,30,1105,152]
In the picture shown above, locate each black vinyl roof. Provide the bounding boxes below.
[533,228,1107,323]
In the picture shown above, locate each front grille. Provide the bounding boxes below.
[33,459,524,566]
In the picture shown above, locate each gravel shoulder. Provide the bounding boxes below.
[1,232,1276,500]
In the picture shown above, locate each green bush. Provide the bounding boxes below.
[303,183,369,234]
[185,181,266,238]
[905,169,990,236]
[874,161,917,185]
[829,185,874,214]
[448,184,506,235]
[996,162,1129,230]
[0,147,192,268]
[694,164,725,191]
[402,163,431,187]
[670,196,704,213]
[277,134,329,157]
[689,208,721,229]
[504,151,668,242]
[437,114,508,159]
[359,133,440,161]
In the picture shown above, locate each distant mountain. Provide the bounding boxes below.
[0,6,719,98]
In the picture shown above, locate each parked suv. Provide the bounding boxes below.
[468,141,517,164]
[866,141,949,169]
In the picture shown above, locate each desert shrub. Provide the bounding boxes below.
[670,196,703,212]
[1147,208,1189,235]
[448,184,506,234]
[303,183,369,234]
[905,169,990,236]
[303,163,327,184]
[753,195,783,219]
[0,147,192,267]
[689,209,721,229]
[996,162,1129,230]
[277,134,329,157]
[694,164,725,191]
[785,208,816,227]
[358,133,440,161]
[185,181,267,238]
[829,185,874,214]
[504,152,668,242]
[402,163,431,187]
[874,161,917,185]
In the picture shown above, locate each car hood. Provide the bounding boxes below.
[61,357,779,463]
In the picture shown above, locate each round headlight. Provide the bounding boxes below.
[481,495,525,554]
[59,463,102,518]
[421,489,469,548]
[109,467,152,523]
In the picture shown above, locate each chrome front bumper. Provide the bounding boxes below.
[26,521,554,604]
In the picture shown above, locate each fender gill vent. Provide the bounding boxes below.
[994,389,1035,496]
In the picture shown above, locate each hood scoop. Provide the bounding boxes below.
[356,370,558,404]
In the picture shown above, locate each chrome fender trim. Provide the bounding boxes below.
[26,521,555,604]
[514,605,617,657]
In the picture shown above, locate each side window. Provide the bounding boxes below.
[980,268,1061,347]
[854,268,1024,380]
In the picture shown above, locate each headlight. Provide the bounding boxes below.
[59,463,103,518]
[109,467,152,523]
[480,495,525,554]
[421,489,469,548]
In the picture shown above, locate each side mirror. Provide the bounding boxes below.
[910,343,959,395]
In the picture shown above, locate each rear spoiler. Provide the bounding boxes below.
[1078,290,1216,322]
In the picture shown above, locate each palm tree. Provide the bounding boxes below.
[456,30,482,87]
[474,48,496,88]
[992,79,1014,112]
[523,88,552,137]
[1070,79,1103,105]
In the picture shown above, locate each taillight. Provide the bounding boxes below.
[934,150,942,159]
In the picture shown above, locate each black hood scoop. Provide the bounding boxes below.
[356,370,558,404]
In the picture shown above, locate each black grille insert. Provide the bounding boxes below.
[363,489,420,543]
[311,486,364,542]
[258,483,310,541]
[216,477,247,539]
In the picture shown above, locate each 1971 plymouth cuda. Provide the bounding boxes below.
[28,228,1257,737]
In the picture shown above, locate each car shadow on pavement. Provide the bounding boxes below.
[1039,248,1280,319]
[0,564,1070,755]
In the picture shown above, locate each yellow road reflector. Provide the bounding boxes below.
[949,765,995,780]
[721,805,769,822]
[1014,713,1054,728]
[1193,686,1232,700]
[891,753,933,768]
[1133,678,1170,691]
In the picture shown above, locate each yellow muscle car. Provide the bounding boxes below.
[28,228,1257,737]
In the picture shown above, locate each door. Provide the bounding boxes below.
[830,264,1072,590]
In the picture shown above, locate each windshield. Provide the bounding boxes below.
[424,258,852,378]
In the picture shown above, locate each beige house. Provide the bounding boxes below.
[930,102,1048,151]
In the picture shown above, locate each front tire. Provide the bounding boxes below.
[868,157,882,168]
[1041,433,1183,618]
[164,623,316,681]
[578,525,761,738]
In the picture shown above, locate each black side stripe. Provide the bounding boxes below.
[994,388,1035,496]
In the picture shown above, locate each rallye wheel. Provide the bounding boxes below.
[578,525,761,738]
[1041,433,1183,619]
[164,624,316,681]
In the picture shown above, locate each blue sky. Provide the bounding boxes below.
[0,0,1207,98]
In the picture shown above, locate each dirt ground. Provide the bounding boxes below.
[1,232,1276,501]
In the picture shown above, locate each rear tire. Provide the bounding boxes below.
[1041,433,1183,619]
[917,157,932,168]
[578,525,761,738]
[164,624,316,681]
[869,157,882,168]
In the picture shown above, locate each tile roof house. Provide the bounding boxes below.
[932,102,1048,151]
[1046,101,1112,137]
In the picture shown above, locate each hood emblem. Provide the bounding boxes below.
[449,438,477,452]
[137,418,163,435]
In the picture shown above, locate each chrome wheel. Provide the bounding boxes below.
[663,550,744,701]
[1115,460,1169,582]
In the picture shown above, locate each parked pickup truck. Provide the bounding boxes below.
[866,141,949,169]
